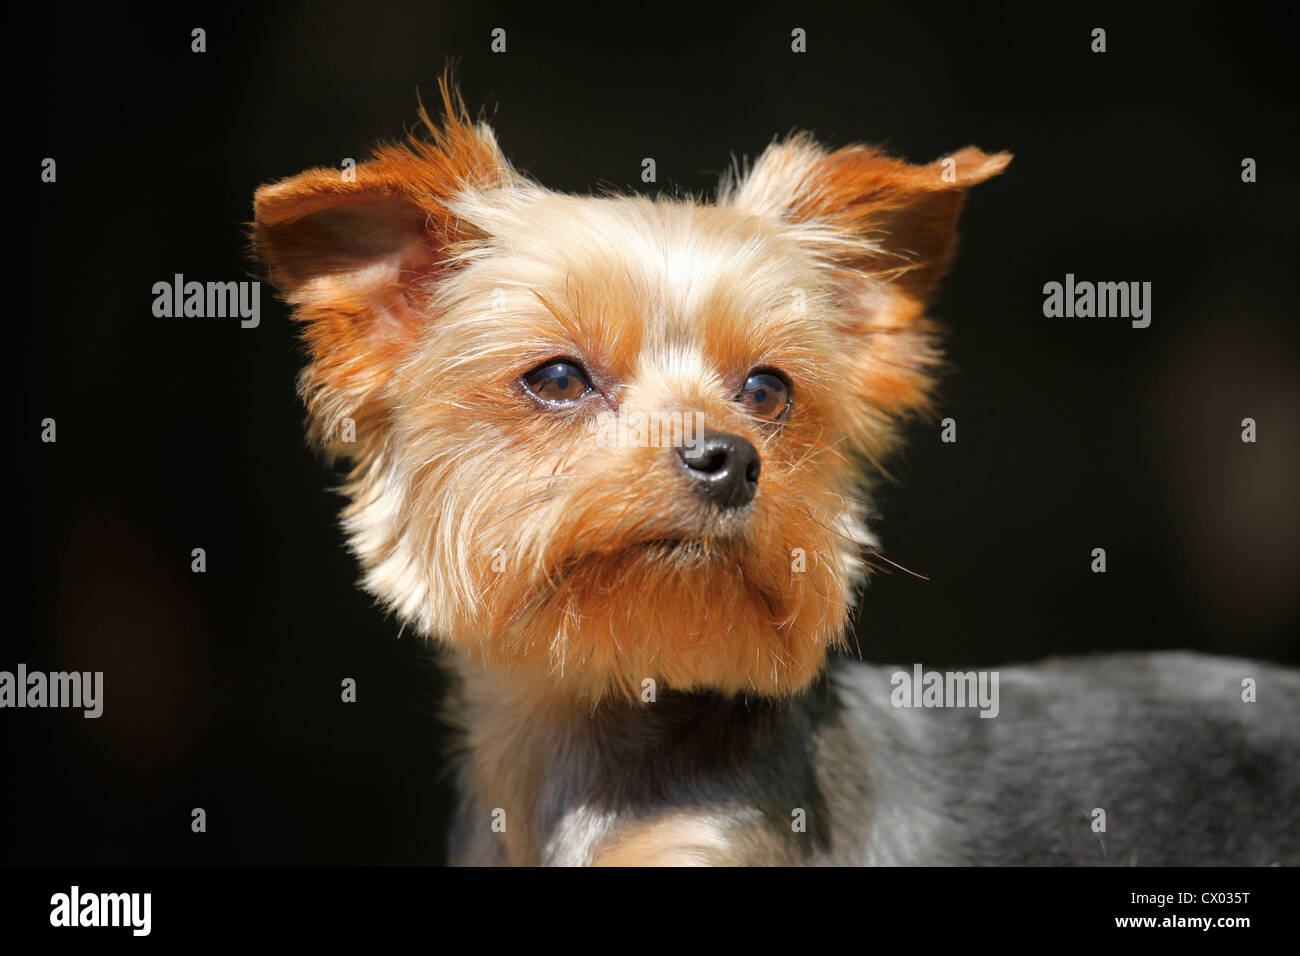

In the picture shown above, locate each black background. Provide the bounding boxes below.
[11,1,1298,865]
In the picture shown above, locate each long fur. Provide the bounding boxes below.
[247,78,1300,867]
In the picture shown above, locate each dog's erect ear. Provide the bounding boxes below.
[252,81,517,451]
[726,136,1010,306]
[255,176,441,344]
[725,136,1010,453]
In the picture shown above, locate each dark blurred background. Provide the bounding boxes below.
[11,1,1297,864]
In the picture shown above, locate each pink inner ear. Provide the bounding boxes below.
[370,239,441,345]
[259,195,444,343]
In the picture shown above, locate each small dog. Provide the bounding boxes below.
[254,79,1300,865]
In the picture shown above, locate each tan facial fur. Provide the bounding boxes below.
[253,78,1010,704]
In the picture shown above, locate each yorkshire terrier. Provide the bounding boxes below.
[254,79,1300,865]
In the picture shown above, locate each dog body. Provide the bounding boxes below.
[447,652,1300,865]
[254,80,1298,866]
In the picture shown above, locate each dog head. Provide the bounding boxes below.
[253,79,1009,700]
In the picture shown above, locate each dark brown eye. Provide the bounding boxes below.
[524,359,592,404]
[739,369,791,422]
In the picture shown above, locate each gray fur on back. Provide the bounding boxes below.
[819,651,1300,865]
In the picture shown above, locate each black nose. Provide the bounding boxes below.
[675,431,760,509]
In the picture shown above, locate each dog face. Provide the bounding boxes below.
[253,82,1009,700]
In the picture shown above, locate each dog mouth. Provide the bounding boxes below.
[634,538,710,559]
[537,517,755,588]
[553,536,738,575]
[633,528,753,557]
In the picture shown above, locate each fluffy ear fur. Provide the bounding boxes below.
[724,137,1011,459]
[252,78,519,454]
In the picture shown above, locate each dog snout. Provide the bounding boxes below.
[675,431,760,509]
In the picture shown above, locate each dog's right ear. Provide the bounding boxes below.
[252,81,516,452]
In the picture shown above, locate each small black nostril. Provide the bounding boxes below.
[675,431,761,510]
[691,449,728,474]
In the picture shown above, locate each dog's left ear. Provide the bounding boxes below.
[725,136,1010,447]
[726,136,1010,305]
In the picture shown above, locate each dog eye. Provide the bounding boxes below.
[738,370,791,422]
[524,360,592,404]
